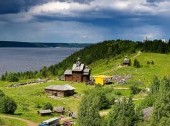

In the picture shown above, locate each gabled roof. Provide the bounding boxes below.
[38,109,52,114]
[72,63,84,71]
[45,84,75,91]
[83,68,90,73]
[64,70,72,75]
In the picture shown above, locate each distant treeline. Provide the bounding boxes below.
[0,41,92,48]
[1,39,170,81]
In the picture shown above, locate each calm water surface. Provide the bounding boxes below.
[0,48,80,75]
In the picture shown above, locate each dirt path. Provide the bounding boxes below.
[0,115,38,126]
[132,51,141,59]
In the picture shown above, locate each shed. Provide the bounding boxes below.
[45,84,75,97]
[93,75,112,85]
[123,56,131,66]
[38,109,52,116]
[54,106,65,114]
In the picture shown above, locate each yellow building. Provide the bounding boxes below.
[93,75,112,85]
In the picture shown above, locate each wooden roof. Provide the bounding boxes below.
[45,84,75,91]
[64,70,72,75]
[72,63,85,71]
[38,109,52,114]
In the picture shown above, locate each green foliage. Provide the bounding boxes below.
[139,76,160,109]
[150,76,160,95]
[107,97,137,126]
[138,77,170,126]
[6,73,19,82]
[40,66,48,78]
[0,96,17,114]
[78,92,102,126]
[1,39,170,81]
[43,102,53,110]
[130,85,141,94]
[133,59,141,68]
[0,119,4,125]
[0,90,5,97]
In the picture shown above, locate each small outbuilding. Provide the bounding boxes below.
[38,109,52,116]
[93,75,112,85]
[45,84,75,97]
[123,56,131,66]
[54,106,65,114]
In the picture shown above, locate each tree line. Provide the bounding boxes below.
[1,39,170,82]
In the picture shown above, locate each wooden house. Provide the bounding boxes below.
[93,75,112,85]
[64,58,91,82]
[123,56,131,66]
[45,84,75,97]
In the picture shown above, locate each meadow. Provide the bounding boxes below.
[0,52,170,125]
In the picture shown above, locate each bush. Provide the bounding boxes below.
[0,96,17,114]
[0,119,4,125]
[43,103,53,110]
[133,59,140,68]
[115,91,122,96]
[130,85,141,94]
[0,90,5,97]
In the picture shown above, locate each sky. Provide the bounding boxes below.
[0,0,170,43]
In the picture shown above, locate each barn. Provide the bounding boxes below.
[45,84,75,97]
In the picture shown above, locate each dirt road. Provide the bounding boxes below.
[0,115,38,126]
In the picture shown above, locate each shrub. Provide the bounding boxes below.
[0,96,17,114]
[115,91,122,96]
[0,119,4,125]
[43,103,53,110]
[133,59,140,68]
[130,85,141,94]
[0,90,5,97]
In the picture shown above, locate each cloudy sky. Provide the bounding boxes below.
[0,0,170,43]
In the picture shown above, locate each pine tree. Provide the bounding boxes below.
[78,94,101,126]
[107,97,137,126]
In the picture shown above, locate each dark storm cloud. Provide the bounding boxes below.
[0,0,47,14]
[0,0,170,42]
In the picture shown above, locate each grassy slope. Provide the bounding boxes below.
[0,52,170,124]
[91,52,170,87]
[0,80,92,123]
[0,117,26,126]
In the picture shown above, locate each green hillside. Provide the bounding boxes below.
[1,40,170,125]
[90,52,170,87]
[2,39,170,81]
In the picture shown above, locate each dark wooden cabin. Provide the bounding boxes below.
[64,58,90,82]
[45,84,75,97]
